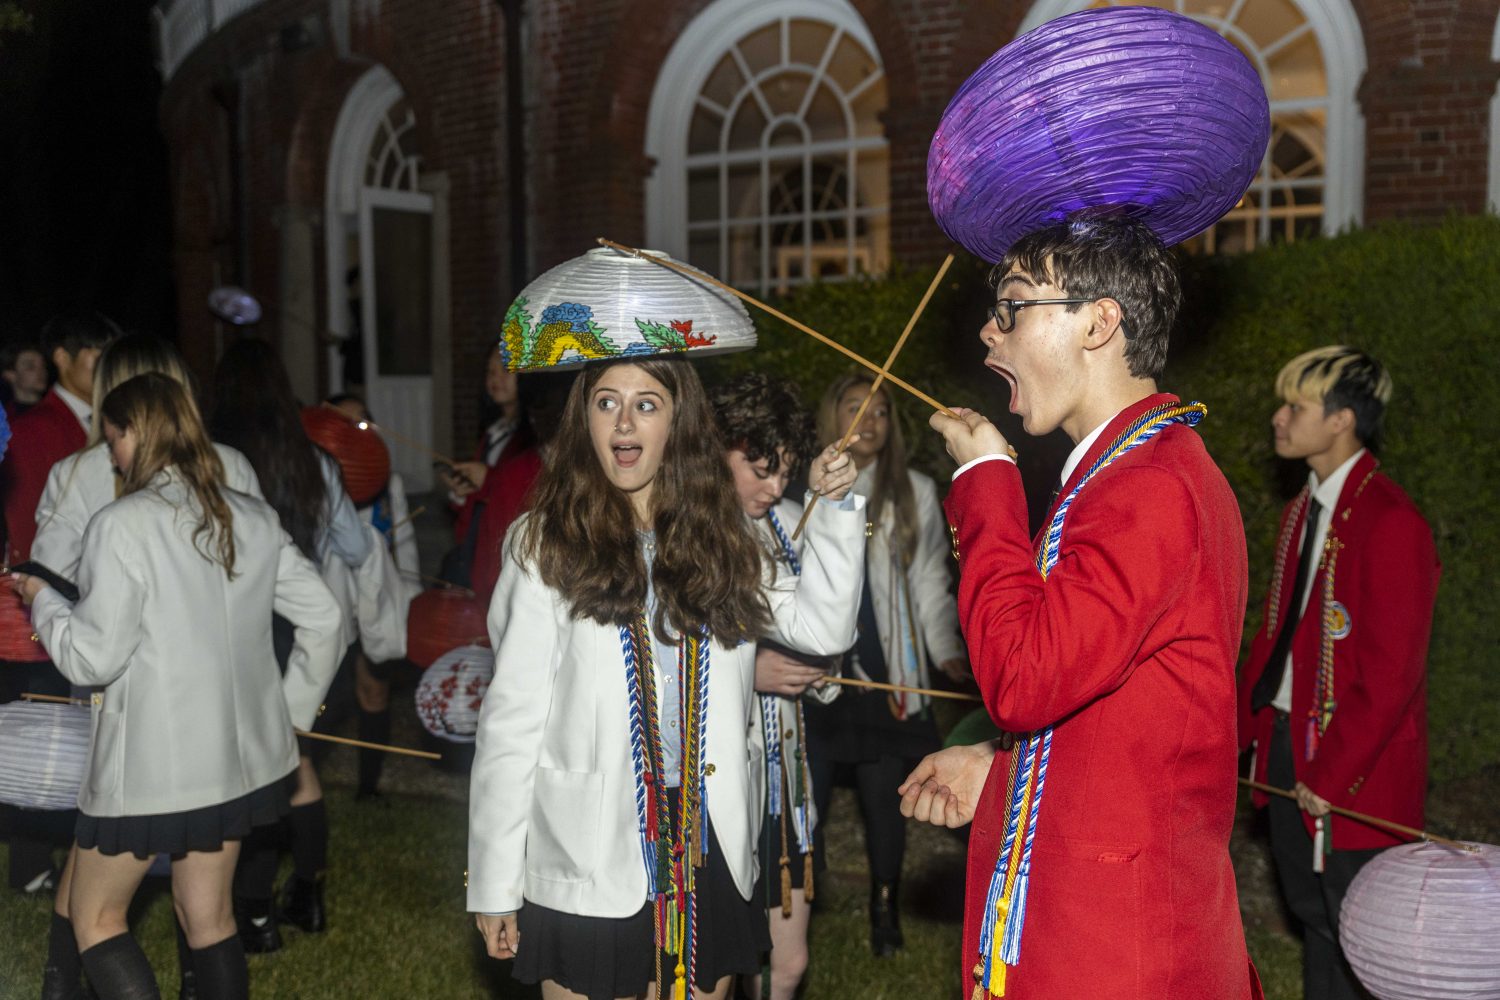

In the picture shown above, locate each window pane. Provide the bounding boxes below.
[826,33,878,95]
[688,167,720,223]
[852,77,886,138]
[689,104,722,155]
[788,18,834,68]
[726,224,761,287]
[701,52,742,109]
[726,163,762,220]
[1234,0,1305,52]
[764,71,810,118]
[806,84,848,142]
[370,207,432,376]
[738,23,780,75]
[727,98,767,151]
[687,228,721,278]
[1269,32,1327,102]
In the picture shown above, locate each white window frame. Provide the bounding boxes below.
[1488,12,1500,212]
[1017,0,1366,240]
[644,0,888,289]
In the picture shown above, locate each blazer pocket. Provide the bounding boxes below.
[1030,837,1143,994]
[526,766,603,883]
[87,702,124,801]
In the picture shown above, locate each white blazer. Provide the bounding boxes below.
[32,442,263,581]
[851,462,965,715]
[30,473,343,818]
[467,497,865,918]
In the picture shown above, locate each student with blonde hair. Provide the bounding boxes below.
[13,372,342,1000]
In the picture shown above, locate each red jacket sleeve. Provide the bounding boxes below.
[1300,503,1437,806]
[945,458,1196,733]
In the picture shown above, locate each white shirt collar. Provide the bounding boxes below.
[1309,448,1366,510]
[1058,414,1114,489]
[53,385,92,431]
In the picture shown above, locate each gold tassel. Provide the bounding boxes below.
[779,856,793,919]
[971,964,986,1000]
[803,851,814,903]
[674,961,687,1000]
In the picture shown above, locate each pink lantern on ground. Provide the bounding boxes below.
[1340,841,1500,999]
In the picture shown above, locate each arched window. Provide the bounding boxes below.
[646,0,889,293]
[1018,0,1366,253]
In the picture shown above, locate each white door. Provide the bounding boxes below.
[359,186,435,492]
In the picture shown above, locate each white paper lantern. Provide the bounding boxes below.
[1341,841,1500,999]
[0,702,90,811]
[414,645,494,743]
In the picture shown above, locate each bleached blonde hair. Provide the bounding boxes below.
[1276,345,1393,450]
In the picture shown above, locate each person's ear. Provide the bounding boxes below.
[1327,405,1356,437]
[1082,297,1125,353]
[51,346,71,373]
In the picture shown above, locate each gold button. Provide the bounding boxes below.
[463,869,469,888]
[317,704,327,716]
[784,728,795,740]
[91,693,102,706]
[704,764,716,776]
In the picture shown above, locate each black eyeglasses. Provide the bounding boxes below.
[988,297,1097,333]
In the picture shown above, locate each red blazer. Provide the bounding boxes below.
[947,394,1254,1000]
[466,445,542,606]
[1,388,87,564]
[1236,451,1437,850]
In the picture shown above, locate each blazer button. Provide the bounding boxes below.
[784,728,795,740]
[318,704,327,716]
[704,764,716,776]
[91,693,102,706]
[463,869,469,888]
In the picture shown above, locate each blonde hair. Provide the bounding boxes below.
[817,372,918,567]
[89,335,197,444]
[101,372,236,576]
[1276,345,1393,451]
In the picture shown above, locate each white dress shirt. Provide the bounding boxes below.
[1271,448,1366,712]
[54,385,91,432]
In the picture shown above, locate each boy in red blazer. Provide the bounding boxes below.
[902,217,1256,999]
[1237,346,1438,1000]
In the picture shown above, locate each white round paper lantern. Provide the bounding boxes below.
[0,702,90,811]
[414,645,494,743]
[1340,841,1500,999]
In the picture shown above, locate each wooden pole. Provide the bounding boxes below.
[1238,778,1475,852]
[596,238,957,419]
[790,254,954,541]
[823,674,982,703]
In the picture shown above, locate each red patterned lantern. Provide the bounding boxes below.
[0,588,49,662]
[406,588,489,669]
[299,406,391,505]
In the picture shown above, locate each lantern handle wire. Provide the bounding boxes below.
[317,402,474,488]
[1240,778,1477,852]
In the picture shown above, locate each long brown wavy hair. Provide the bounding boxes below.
[817,371,918,567]
[519,358,770,644]
[101,372,237,576]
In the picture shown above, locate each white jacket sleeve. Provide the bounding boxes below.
[909,474,966,666]
[467,522,563,914]
[30,511,146,688]
[318,454,372,569]
[272,534,345,731]
[31,453,94,581]
[763,493,866,658]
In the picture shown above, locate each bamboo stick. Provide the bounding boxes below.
[1238,778,1475,852]
[823,674,982,703]
[791,254,954,541]
[596,238,957,419]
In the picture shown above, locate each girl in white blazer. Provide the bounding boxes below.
[14,372,342,1000]
[711,371,863,1000]
[805,372,969,958]
[469,358,864,1000]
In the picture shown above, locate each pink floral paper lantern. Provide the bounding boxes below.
[1340,841,1500,999]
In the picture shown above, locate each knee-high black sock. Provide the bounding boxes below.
[188,935,248,1000]
[79,933,161,1000]
[173,917,194,984]
[45,911,83,986]
[356,708,391,795]
[232,825,282,906]
[286,801,327,881]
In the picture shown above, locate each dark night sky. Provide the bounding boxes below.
[0,0,173,346]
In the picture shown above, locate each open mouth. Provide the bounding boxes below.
[612,442,642,468]
[987,361,1020,413]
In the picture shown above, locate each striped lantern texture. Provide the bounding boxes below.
[0,588,49,662]
[1340,841,1500,999]
[406,588,489,669]
[414,644,494,743]
[299,406,391,505]
[0,702,90,811]
[928,6,1270,262]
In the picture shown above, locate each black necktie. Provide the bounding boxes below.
[1251,497,1323,711]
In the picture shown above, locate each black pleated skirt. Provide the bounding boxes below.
[76,771,294,860]
[513,815,770,998]
[753,803,825,910]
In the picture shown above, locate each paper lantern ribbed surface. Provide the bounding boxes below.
[0,702,90,811]
[406,588,489,669]
[1340,841,1500,999]
[928,6,1270,262]
[415,645,494,743]
[299,406,391,506]
[501,247,755,372]
[0,588,49,662]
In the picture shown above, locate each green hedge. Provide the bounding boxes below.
[701,216,1500,784]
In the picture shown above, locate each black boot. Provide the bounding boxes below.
[42,912,84,1000]
[188,936,248,1000]
[870,882,903,957]
[231,897,281,954]
[78,934,160,1000]
[172,920,196,1000]
[277,874,326,934]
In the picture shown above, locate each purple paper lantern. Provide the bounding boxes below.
[928,6,1271,262]
[1340,841,1500,999]
[207,286,263,325]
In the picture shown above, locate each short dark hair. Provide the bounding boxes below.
[1276,346,1392,453]
[710,371,817,475]
[992,214,1180,380]
[39,310,121,360]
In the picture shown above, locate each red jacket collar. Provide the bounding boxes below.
[1056,392,1181,500]
[1328,449,1380,521]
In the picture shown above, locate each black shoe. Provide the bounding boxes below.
[177,969,198,1000]
[40,964,84,1000]
[870,883,904,957]
[233,899,282,954]
[278,875,326,934]
[354,788,387,806]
